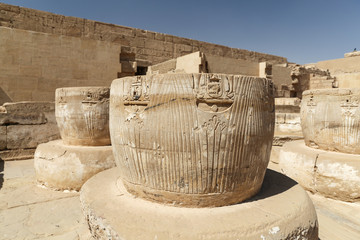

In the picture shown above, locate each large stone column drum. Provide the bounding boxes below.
[110,73,275,207]
[301,88,360,154]
[55,87,111,146]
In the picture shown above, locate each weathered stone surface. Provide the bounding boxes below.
[34,140,116,191]
[110,73,275,207]
[3,101,55,113]
[0,2,287,102]
[272,134,303,147]
[275,112,302,134]
[344,51,360,58]
[0,126,5,150]
[0,148,35,161]
[275,97,301,113]
[0,102,55,125]
[0,112,46,125]
[0,86,12,105]
[56,87,111,146]
[0,27,121,102]
[6,123,60,149]
[301,88,360,154]
[80,168,318,240]
[279,140,360,202]
[316,55,360,88]
[290,66,336,98]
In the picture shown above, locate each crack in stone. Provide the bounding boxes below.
[5,195,78,210]
[38,150,67,161]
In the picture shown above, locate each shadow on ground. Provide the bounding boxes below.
[0,157,4,189]
[245,169,298,203]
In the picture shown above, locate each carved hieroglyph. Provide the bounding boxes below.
[110,73,275,207]
[55,87,110,146]
[301,88,360,154]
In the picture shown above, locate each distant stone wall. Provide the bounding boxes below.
[0,2,288,102]
[0,102,60,160]
[316,56,360,88]
[0,3,287,65]
[0,27,121,101]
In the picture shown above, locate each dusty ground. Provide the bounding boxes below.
[0,159,359,240]
[0,159,93,240]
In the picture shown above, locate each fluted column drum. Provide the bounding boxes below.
[55,87,111,146]
[110,73,275,207]
[301,89,360,154]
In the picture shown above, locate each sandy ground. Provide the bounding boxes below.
[0,158,359,240]
[0,159,93,240]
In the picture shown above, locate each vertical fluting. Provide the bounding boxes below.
[110,73,275,206]
[301,88,360,154]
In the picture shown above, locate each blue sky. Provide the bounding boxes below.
[1,0,359,64]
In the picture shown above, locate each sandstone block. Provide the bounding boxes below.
[110,73,275,207]
[6,123,60,149]
[0,112,46,125]
[275,97,301,113]
[284,113,301,124]
[34,140,116,190]
[0,125,6,150]
[275,113,286,123]
[0,148,35,160]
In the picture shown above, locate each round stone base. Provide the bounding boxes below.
[34,140,116,191]
[279,140,360,202]
[80,168,318,240]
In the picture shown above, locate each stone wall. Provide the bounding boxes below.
[0,3,287,64]
[0,102,60,160]
[0,27,121,101]
[0,3,287,102]
[147,51,260,76]
[315,56,360,88]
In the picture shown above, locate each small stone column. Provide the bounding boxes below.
[34,87,116,191]
[280,88,360,201]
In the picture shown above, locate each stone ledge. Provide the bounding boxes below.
[0,148,36,161]
[80,168,318,240]
[279,140,360,202]
[34,140,116,191]
[344,51,360,58]
[0,102,55,125]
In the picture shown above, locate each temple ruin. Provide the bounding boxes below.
[1,2,360,240]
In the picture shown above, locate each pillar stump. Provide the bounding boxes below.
[280,88,360,202]
[34,87,115,191]
[110,73,275,207]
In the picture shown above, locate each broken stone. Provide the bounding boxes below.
[34,140,116,191]
[0,102,55,125]
[6,123,60,149]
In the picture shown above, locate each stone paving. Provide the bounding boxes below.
[0,159,92,240]
[0,159,359,240]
